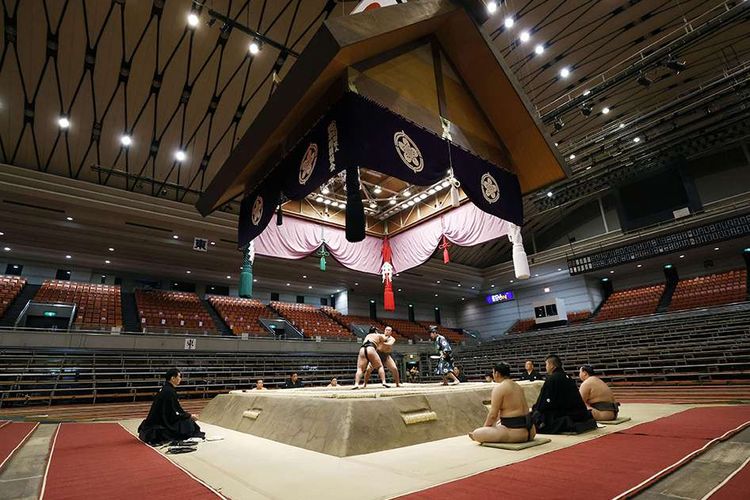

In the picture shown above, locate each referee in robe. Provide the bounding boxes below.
[138,368,205,445]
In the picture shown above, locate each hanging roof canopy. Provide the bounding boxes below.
[197,0,567,218]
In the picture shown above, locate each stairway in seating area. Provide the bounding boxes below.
[120,292,141,332]
[202,299,233,336]
[0,284,40,327]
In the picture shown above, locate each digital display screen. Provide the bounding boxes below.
[486,291,514,305]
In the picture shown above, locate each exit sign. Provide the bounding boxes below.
[43,311,57,317]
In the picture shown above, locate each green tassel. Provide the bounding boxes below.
[320,255,326,271]
[239,243,253,298]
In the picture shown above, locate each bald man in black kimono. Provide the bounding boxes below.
[531,355,597,434]
[138,368,205,445]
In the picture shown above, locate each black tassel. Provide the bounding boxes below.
[345,166,365,242]
[276,204,283,226]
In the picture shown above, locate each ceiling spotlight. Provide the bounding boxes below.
[610,270,615,274]
[65,255,72,259]
[637,73,653,86]
[504,17,514,29]
[491,284,495,288]
[403,190,411,197]
[187,12,199,27]
[105,259,110,264]
[58,116,70,129]
[553,117,564,131]
[186,270,191,274]
[582,89,591,96]
[120,134,132,147]
[519,31,530,43]
[172,234,179,239]
[633,137,641,143]
[580,103,592,116]
[324,199,331,205]
[369,202,377,209]
[619,123,626,129]
[174,150,187,162]
[321,186,330,195]
[714,247,719,251]
[534,44,544,55]
[418,193,427,200]
[679,254,685,258]
[546,191,553,197]
[249,40,261,55]
[226,275,232,279]
[665,56,686,74]
[308,285,312,289]
[210,241,216,246]
[66,216,74,221]
[0,232,3,236]
[486,1,497,14]
[373,186,382,194]
[637,264,642,268]
[286,283,290,286]
[441,181,450,188]
[569,154,576,160]
[407,200,415,206]
[559,67,570,78]
[330,202,339,208]
[427,189,436,195]
[389,198,396,205]
[108,247,115,252]
[3,247,10,251]
[602,107,610,114]
[434,184,443,191]
[314,196,324,203]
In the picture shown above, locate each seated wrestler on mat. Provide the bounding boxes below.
[469,362,535,444]
[578,365,621,421]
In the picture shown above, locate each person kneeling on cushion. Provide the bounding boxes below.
[469,362,535,444]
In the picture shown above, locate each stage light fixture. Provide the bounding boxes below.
[187,12,199,27]
[633,137,641,143]
[315,196,323,203]
[120,135,132,146]
[569,154,576,160]
[58,116,70,129]
[559,67,570,78]
[637,73,652,86]
[519,31,530,43]
[249,40,261,55]
[665,56,686,74]
[174,150,186,162]
[486,1,497,14]
[580,103,592,116]
[403,190,411,197]
[504,17,514,29]
[373,186,382,194]
[602,107,610,114]
[534,44,544,55]
[553,117,564,131]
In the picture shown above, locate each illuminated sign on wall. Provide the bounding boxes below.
[486,291,515,304]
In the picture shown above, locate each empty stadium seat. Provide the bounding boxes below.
[36,280,122,330]
[208,295,277,336]
[567,310,592,323]
[383,318,431,341]
[135,290,216,334]
[269,302,352,339]
[0,275,26,319]
[508,318,535,334]
[596,284,665,321]
[669,269,747,312]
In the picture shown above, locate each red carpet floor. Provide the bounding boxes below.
[41,423,222,499]
[402,406,750,500]
[709,457,750,499]
[0,421,38,470]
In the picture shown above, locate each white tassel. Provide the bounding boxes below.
[450,184,460,207]
[508,224,530,279]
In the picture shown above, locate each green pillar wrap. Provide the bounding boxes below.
[239,243,253,298]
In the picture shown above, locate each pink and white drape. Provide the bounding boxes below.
[253,202,528,278]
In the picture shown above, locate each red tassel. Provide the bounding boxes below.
[384,278,395,311]
[440,235,450,264]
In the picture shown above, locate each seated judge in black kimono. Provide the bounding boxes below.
[138,368,204,445]
[282,372,304,389]
[531,355,597,434]
[519,360,544,381]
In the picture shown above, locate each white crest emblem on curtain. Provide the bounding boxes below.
[299,143,318,185]
[394,131,424,173]
[481,173,500,203]
[251,196,264,226]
